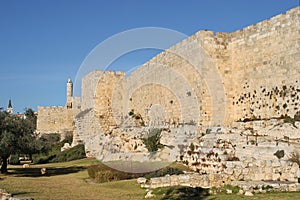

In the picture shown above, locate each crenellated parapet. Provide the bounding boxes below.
[36,78,77,140]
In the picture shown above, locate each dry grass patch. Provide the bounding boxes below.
[0,159,145,200]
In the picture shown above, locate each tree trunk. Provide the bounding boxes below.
[1,156,8,174]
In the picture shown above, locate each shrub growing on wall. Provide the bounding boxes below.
[294,111,300,121]
[142,128,163,152]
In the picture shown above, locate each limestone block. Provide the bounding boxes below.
[137,177,147,184]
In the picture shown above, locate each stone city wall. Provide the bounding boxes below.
[72,7,299,160]
[122,6,299,127]
[36,106,74,139]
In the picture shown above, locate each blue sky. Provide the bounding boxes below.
[0,0,299,113]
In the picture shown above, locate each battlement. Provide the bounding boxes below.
[231,6,299,42]
[83,69,126,79]
[38,105,66,113]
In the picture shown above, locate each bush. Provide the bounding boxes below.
[222,184,240,194]
[95,170,120,183]
[88,165,102,179]
[34,154,56,164]
[144,167,184,179]
[294,111,300,121]
[288,151,300,166]
[283,115,295,124]
[142,128,163,152]
[9,154,20,165]
[33,144,86,164]
[61,135,73,145]
[50,144,86,163]
[152,186,209,199]
[87,163,184,183]
[87,163,142,183]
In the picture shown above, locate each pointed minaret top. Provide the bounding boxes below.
[8,99,12,108]
[7,99,13,114]
[67,78,72,83]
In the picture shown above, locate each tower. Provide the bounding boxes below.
[7,99,13,114]
[66,78,73,109]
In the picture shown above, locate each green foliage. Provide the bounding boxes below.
[283,115,295,124]
[0,109,37,173]
[95,170,120,183]
[142,128,162,152]
[50,144,86,163]
[32,133,84,164]
[144,166,184,180]
[206,129,211,134]
[288,151,300,166]
[128,110,134,116]
[87,164,101,178]
[294,111,300,121]
[87,163,141,183]
[34,144,86,164]
[189,143,195,152]
[9,154,20,165]
[24,108,37,129]
[222,184,240,194]
[262,185,273,190]
[87,163,184,184]
[33,154,56,164]
[37,133,61,154]
[61,135,73,145]
[152,186,209,200]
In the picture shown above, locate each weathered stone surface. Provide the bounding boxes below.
[244,191,254,196]
[145,190,155,199]
[137,177,147,184]
[36,6,300,187]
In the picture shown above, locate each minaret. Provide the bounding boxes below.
[7,99,13,114]
[66,78,73,109]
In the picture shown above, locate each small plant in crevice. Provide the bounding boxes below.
[288,151,300,166]
[189,143,195,152]
[294,111,300,121]
[142,128,163,152]
[206,129,211,134]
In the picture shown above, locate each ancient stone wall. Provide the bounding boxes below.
[123,6,299,127]
[228,7,300,122]
[36,106,73,138]
[94,70,126,133]
[72,6,299,161]
[37,79,77,140]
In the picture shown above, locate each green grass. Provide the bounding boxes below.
[0,159,146,200]
[0,159,300,200]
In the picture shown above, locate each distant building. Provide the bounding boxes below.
[7,99,13,114]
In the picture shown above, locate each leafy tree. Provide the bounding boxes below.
[24,108,37,129]
[0,108,37,173]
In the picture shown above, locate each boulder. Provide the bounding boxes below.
[145,190,155,198]
[22,164,30,168]
[41,168,47,175]
[244,191,254,196]
[137,177,147,184]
